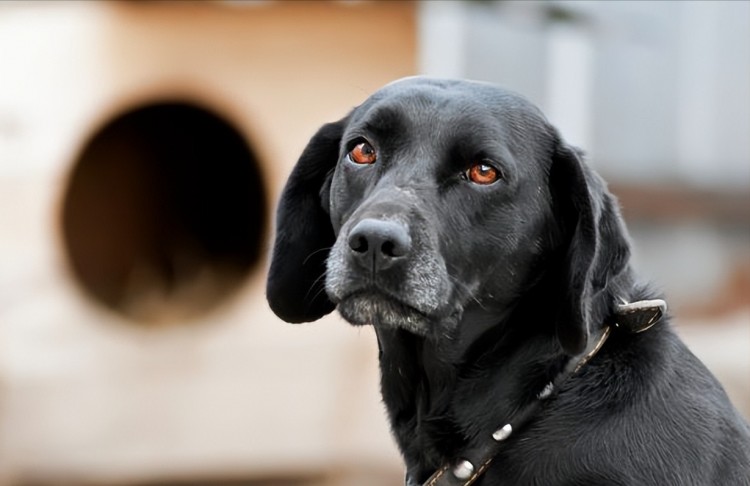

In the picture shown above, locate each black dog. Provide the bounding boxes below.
[267,77,750,485]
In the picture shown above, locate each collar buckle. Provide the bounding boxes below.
[614,299,667,334]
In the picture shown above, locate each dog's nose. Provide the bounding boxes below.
[347,219,411,271]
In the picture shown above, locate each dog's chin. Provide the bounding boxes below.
[335,292,432,336]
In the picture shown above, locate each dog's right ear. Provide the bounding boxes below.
[266,118,348,323]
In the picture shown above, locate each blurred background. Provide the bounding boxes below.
[0,1,747,484]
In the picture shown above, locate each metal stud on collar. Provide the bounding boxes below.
[452,459,475,480]
[492,423,513,442]
[537,382,555,400]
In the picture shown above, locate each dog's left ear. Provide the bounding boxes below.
[266,118,348,323]
[551,142,631,355]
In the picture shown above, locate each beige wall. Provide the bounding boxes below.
[0,1,415,483]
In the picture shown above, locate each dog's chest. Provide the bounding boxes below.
[379,350,517,481]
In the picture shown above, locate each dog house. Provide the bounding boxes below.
[0,2,415,484]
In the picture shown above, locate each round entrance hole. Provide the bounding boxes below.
[61,102,266,323]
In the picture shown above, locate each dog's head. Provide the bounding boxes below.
[267,77,630,355]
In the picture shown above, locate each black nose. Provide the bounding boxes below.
[347,219,411,271]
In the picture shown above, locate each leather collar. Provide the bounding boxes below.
[407,299,667,486]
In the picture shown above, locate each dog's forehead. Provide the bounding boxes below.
[349,77,549,140]
[376,76,526,102]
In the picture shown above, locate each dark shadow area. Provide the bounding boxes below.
[61,102,266,323]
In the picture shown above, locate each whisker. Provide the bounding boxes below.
[302,246,333,266]
[305,275,334,313]
[303,269,329,303]
[448,274,487,310]
[307,285,329,309]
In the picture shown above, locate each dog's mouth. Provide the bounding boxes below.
[334,290,434,336]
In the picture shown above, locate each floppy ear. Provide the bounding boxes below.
[551,143,631,355]
[266,118,347,323]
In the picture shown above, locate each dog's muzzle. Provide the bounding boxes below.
[326,208,452,334]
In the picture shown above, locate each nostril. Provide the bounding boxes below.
[349,234,369,254]
[381,239,408,258]
[381,240,395,257]
[383,227,410,258]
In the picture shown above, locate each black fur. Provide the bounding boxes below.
[267,120,346,323]
[267,77,750,484]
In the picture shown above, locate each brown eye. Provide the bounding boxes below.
[349,141,377,165]
[467,162,501,185]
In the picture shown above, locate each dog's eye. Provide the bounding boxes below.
[466,162,501,185]
[349,141,377,165]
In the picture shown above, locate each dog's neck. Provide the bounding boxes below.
[375,268,637,482]
[373,311,556,480]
